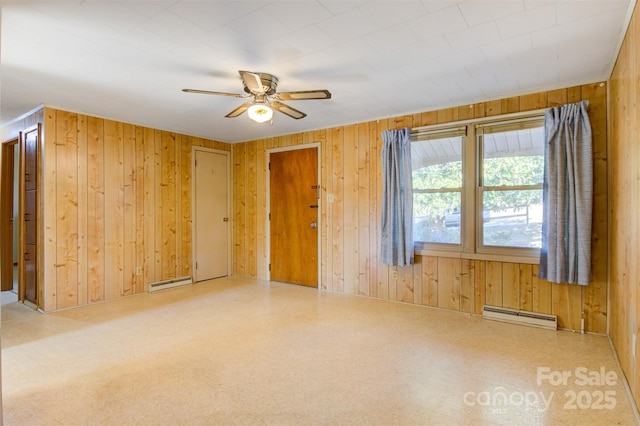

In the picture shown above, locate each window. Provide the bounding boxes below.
[477,118,544,254]
[411,115,545,258]
[411,127,465,247]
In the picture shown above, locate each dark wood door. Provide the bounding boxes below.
[269,148,318,287]
[24,129,38,304]
[1,142,16,291]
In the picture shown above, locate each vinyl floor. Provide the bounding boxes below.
[1,276,638,425]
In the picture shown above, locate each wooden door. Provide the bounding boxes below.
[193,149,229,281]
[269,147,318,287]
[1,142,16,291]
[23,129,38,304]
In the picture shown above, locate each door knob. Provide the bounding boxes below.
[310,222,317,228]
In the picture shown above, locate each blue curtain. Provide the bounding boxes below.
[539,101,592,285]
[381,128,413,266]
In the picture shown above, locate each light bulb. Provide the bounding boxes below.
[247,104,273,123]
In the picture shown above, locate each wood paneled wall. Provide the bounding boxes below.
[232,83,608,335]
[609,1,640,409]
[4,107,230,311]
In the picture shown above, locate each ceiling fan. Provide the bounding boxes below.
[182,70,332,123]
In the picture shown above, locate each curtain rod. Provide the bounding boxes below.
[411,107,547,134]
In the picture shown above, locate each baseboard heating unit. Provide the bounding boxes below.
[482,305,558,330]
[148,276,192,293]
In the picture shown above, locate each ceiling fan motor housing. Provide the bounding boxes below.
[243,72,278,95]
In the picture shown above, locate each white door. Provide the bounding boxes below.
[194,149,229,281]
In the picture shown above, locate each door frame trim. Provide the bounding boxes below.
[266,143,321,288]
[1,138,18,293]
[191,146,231,282]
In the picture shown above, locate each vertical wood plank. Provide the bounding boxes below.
[422,256,438,307]
[161,132,177,279]
[376,120,389,299]
[532,265,552,314]
[501,97,520,114]
[581,82,608,334]
[457,104,475,121]
[174,134,182,280]
[501,262,519,309]
[55,111,79,309]
[135,126,146,293]
[460,259,474,313]
[474,260,486,314]
[256,139,267,280]
[246,140,257,278]
[368,122,379,298]
[323,130,333,290]
[343,124,358,295]
[143,127,156,288]
[519,92,547,111]
[357,122,370,296]
[233,143,246,276]
[519,264,533,312]
[397,264,414,303]
[43,108,58,311]
[154,129,163,281]
[483,99,502,117]
[103,119,124,300]
[87,117,105,302]
[331,127,345,293]
[437,257,460,311]
[413,255,423,305]
[76,114,88,306]
[567,86,582,103]
[122,124,136,295]
[552,283,582,331]
[546,88,568,107]
[485,261,503,307]
[437,108,457,124]
[420,111,438,127]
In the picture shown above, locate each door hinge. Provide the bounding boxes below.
[268,162,271,170]
[195,159,197,167]
[269,212,271,221]
[196,262,198,269]
[268,264,271,271]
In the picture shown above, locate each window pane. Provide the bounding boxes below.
[412,134,463,245]
[482,190,543,248]
[414,192,461,244]
[482,127,544,187]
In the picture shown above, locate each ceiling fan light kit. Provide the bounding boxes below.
[183,70,331,124]
[247,104,273,123]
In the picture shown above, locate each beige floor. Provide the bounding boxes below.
[1,277,638,425]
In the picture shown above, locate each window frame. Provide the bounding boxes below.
[411,113,545,261]
[411,126,466,251]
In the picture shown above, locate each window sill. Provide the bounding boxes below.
[414,248,540,265]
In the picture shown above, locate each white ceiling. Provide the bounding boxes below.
[1,0,634,143]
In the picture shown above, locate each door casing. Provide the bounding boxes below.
[0,140,17,292]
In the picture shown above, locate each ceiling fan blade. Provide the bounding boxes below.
[275,90,332,101]
[271,101,307,120]
[239,70,264,94]
[182,88,247,98]
[225,102,252,118]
